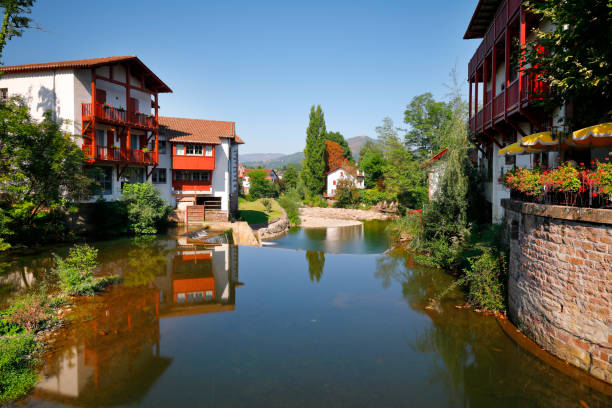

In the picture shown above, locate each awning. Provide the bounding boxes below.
[498,142,544,155]
[519,131,557,148]
[571,122,612,147]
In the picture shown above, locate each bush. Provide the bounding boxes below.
[278,190,301,226]
[122,183,170,234]
[261,198,272,213]
[359,188,398,207]
[54,244,115,296]
[248,169,276,198]
[460,250,507,312]
[0,332,39,404]
[334,179,360,208]
[4,292,50,332]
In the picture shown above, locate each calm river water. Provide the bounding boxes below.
[1,223,611,407]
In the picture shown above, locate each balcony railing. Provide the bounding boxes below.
[82,145,157,165]
[493,92,505,117]
[82,103,156,130]
[484,102,492,125]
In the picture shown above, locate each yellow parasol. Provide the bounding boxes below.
[571,122,612,147]
[498,142,544,155]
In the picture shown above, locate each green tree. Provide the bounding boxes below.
[404,93,452,157]
[325,131,353,162]
[0,0,36,62]
[0,98,92,247]
[358,140,384,188]
[248,169,275,198]
[54,244,102,296]
[524,0,612,126]
[303,105,327,195]
[121,182,169,234]
[283,166,299,190]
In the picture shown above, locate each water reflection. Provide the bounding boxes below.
[305,251,325,282]
[23,235,239,406]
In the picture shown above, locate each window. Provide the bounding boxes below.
[174,170,210,181]
[0,88,8,101]
[152,168,167,184]
[92,166,112,195]
[96,129,106,148]
[176,144,184,155]
[186,144,203,155]
[159,140,167,154]
[204,145,213,157]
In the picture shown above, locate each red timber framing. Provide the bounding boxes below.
[466,0,548,148]
[82,61,166,179]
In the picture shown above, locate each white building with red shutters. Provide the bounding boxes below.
[0,56,172,200]
[0,56,244,222]
[325,167,365,198]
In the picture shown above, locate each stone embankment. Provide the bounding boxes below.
[253,207,291,241]
[502,199,612,384]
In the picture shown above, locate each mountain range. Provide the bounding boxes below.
[241,136,375,168]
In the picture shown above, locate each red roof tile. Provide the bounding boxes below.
[0,56,172,93]
[159,116,243,145]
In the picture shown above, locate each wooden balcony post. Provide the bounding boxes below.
[519,5,526,100]
[492,42,497,101]
[126,64,131,124]
[484,56,488,107]
[504,28,510,120]
[475,70,479,128]
[469,79,472,119]
[154,92,159,158]
[91,70,97,159]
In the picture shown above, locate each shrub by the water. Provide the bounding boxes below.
[460,250,507,312]
[0,332,39,404]
[121,183,170,234]
[54,244,115,296]
[278,189,301,225]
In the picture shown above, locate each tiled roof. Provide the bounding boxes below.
[420,148,449,169]
[159,116,243,145]
[0,56,172,93]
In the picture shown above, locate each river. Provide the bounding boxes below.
[1,223,610,407]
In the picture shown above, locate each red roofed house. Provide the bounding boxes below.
[325,166,365,198]
[158,117,244,221]
[0,56,172,200]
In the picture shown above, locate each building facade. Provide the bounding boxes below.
[325,167,365,198]
[0,56,172,201]
[464,0,562,222]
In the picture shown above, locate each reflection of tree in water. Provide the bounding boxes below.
[305,251,325,282]
[374,252,612,408]
[123,236,170,287]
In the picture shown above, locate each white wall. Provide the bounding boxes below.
[152,135,175,206]
[212,139,230,211]
[326,168,358,197]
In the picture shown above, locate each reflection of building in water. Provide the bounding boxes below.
[31,240,239,405]
[0,267,35,289]
[155,240,239,318]
[33,286,171,406]
[323,224,363,253]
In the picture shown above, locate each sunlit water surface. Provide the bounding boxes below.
[1,223,610,407]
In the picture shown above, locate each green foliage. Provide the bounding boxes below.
[459,250,507,312]
[261,198,272,213]
[358,189,397,207]
[303,105,327,195]
[524,0,612,126]
[334,178,360,208]
[121,182,170,234]
[282,166,299,191]
[404,93,453,157]
[278,189,301,225]
[4,291,50,332]
[325,131,353,162]
[0,332,39,404]
[0,317,23,336]
[54,244,110,296]
[0,0,36,62]
[358,142,385,189]
[248,169,276,198]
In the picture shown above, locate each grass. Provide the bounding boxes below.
[238,197,283,225]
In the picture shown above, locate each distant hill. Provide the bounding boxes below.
[242,135,376,169]
[240,153,285,163]
[346,136,375,159]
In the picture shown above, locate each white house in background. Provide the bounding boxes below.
[325,166,365,197]
[420,148,448,200]
[158,117,243,221]
[0,56,172,201]
[241,168,278,195]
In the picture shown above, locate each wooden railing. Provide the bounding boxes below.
[507,80,519,108]
[493,92,505,117]
[82,145,157,165]
[476,109,483,131]
[484,102,492,125]
[494,0,508,39]
[82,103,156,129]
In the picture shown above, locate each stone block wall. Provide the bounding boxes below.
[502,199,611,383]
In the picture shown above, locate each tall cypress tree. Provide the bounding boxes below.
[303,105,327,195]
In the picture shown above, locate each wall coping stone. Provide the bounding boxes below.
[501,198,612,225]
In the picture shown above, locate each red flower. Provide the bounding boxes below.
[593,192,598,197]
[580,162,584,166]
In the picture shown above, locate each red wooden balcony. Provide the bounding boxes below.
[82,145,158,166]
[507,79,519,109]
[82,103,156,130]
[493,92,505,117]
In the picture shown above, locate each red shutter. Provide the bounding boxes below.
[129,97,139,113]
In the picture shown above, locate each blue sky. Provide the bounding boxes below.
[5,0,480,154]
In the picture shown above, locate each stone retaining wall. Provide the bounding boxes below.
[255,208,290,241]
[502,199,611,383]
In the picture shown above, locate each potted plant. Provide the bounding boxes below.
[142,147,150,153]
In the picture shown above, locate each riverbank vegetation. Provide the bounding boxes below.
[238,197,283,225]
